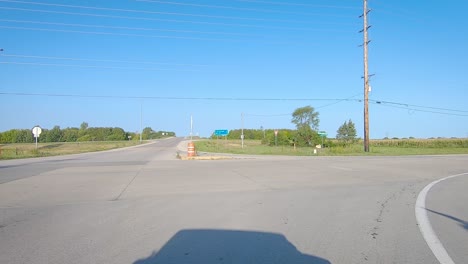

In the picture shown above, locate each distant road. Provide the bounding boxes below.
[1,139,467,264]
[0,137,181,184]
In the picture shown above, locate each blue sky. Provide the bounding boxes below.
[1,0,467,139]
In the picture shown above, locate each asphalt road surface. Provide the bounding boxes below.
[1,137,467,264]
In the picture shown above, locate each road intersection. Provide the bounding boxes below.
[1,138,467,263]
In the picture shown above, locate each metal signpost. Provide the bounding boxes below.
[214,130,229,150]
[318,131,327,148]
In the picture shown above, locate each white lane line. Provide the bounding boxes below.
[415,172,468,264]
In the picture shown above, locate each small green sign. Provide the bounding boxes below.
[214,130,229,136]
[318,131,327,137]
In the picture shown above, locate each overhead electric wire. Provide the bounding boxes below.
[1,91,466,117]
[1,53,209,67]
[316,93,362,109]
[371,102,468,117]
[245,93,363,117]
[0,61,201,71]
[0,25,328,46]
[0,25,243,42]
[135,0,355,17]
[0,92,366,102]
[233,0,360,9]
[0,19,264,37]
[0,0,358,25]
[0,7,345,32]
[369,100,468,113]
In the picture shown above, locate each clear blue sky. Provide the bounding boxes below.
[1,0,467,139]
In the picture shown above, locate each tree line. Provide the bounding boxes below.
[213,106,358,147]
[0,122,175,144]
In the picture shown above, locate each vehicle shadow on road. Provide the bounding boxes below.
[426,208,468,230]
[133,229,330,264]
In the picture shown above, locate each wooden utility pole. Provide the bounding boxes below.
[362,0,370,152]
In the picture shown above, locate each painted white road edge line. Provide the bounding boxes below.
[415,172,468,264]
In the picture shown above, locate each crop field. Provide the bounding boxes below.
[195,138,468,156]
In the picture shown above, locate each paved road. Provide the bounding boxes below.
[1,138,467,264]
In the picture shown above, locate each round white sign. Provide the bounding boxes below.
[32,126,42,137]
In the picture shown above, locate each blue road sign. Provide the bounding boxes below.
[214,130,229,136]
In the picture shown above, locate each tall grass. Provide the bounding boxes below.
[195,138,468,156]
[0,141,141,160]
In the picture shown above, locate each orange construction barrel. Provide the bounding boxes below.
[187,142,196,157]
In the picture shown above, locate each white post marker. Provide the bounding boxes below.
[274,130,278,146]
[31,126,42,149]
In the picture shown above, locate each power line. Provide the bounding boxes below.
[0,25,332,46]
[371,102,468,117]
[0,19,260,37]
[0,92,366,101]
[0,7,346,32]
[135,0,356,17]
[1,91,466,117]
[0,61,201,71]
[0,19,350,44]
[0,0,357,25]
[245,99,468,118]
[245,94,364,117]
[316,93,362,109]
[1,53,209,67]
[369,100,468,113]
[0,25,242,42]
[233,0,360,9]
[0,18,354,36]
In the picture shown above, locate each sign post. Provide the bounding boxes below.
[318,131,327,148]
[31,126,42,149]
[214,130,229,150]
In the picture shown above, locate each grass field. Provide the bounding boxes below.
[195,139,468,156]
[0,141,142,160]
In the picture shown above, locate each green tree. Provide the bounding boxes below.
[79,122,88,137]
[62,128,79,142]
[291,106,320,146]
[336,119,357,143]
[80,122,88,131]
[107,127,126,141]
[1,129,17,143]
[142,127,153,140]
[294,125,321,147]
[263,129,294,146]
[46,126,63,142]
[291,105,320,131]
[16,129,34,143]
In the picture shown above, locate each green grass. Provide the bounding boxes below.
[195,139,468,156]
[0,141,142,160]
